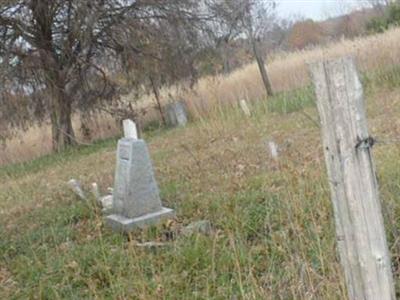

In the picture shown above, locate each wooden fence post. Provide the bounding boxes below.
[309,57,395,300]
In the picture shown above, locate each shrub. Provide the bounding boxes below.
[367,4,400,33]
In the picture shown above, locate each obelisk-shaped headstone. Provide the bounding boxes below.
[105,120,174,232]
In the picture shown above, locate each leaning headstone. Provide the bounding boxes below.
[105,120,174,232]
[67,179,86,201]
[165,101,188,127]
[239,99,251,117]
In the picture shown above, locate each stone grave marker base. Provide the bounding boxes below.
[106,207,175,232]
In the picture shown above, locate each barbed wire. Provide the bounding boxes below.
[356,136,400,150]
[295,111,400,149]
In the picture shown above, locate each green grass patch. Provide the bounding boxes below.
[0,165,345,298]
[267,85,315,114]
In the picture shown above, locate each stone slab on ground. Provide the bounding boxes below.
[182,220,212,236]
[106,207,175,232]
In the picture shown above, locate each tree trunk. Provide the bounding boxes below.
[251,38,274,97]
[50,89,76,152]
[149,75,166,125]
[222,41,232,74]
[30,0,76,152]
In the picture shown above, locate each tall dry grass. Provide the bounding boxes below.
[184,27,400,118]
[3,27,400,165]
[0,114,119,165]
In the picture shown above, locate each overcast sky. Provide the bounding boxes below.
[276,0,373,21]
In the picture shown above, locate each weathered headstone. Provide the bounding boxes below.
[105,120,174,232]
[182,220,212,236]
[68,179,86,201]
[99,195,113,213]
[267,140,279,160]
[239,99,251,117]
[165,101,188,127]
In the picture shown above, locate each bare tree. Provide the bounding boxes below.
[124,10,211,126]
[207,1,244,74]
[0,0,214,151]
[242,0,276,97]
[212,0,276,97]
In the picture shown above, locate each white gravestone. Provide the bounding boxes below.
[239,99,251,117]
[267,141,279,160]
[91,182,100,201]
[105,120,174,232]
[165,101,188,127]
[122,119,138,139]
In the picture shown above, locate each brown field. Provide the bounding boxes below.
[3,27,400,165]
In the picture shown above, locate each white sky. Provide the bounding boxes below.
[276,0,373,21]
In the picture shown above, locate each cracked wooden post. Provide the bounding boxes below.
[309,57,395,300]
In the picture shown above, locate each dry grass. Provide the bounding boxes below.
[3,25,400,300]
[1,80,400,298]
[184,28,400,119]
[3,27,400,165]
[0,114,120,165]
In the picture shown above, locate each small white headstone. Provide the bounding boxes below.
[91,182,100,201]
[239,99,251,117]
[268,141,279,160]
[123,119,138,139]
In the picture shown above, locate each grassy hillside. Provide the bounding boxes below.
[3,27,400,165]
[1,72,400,298]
